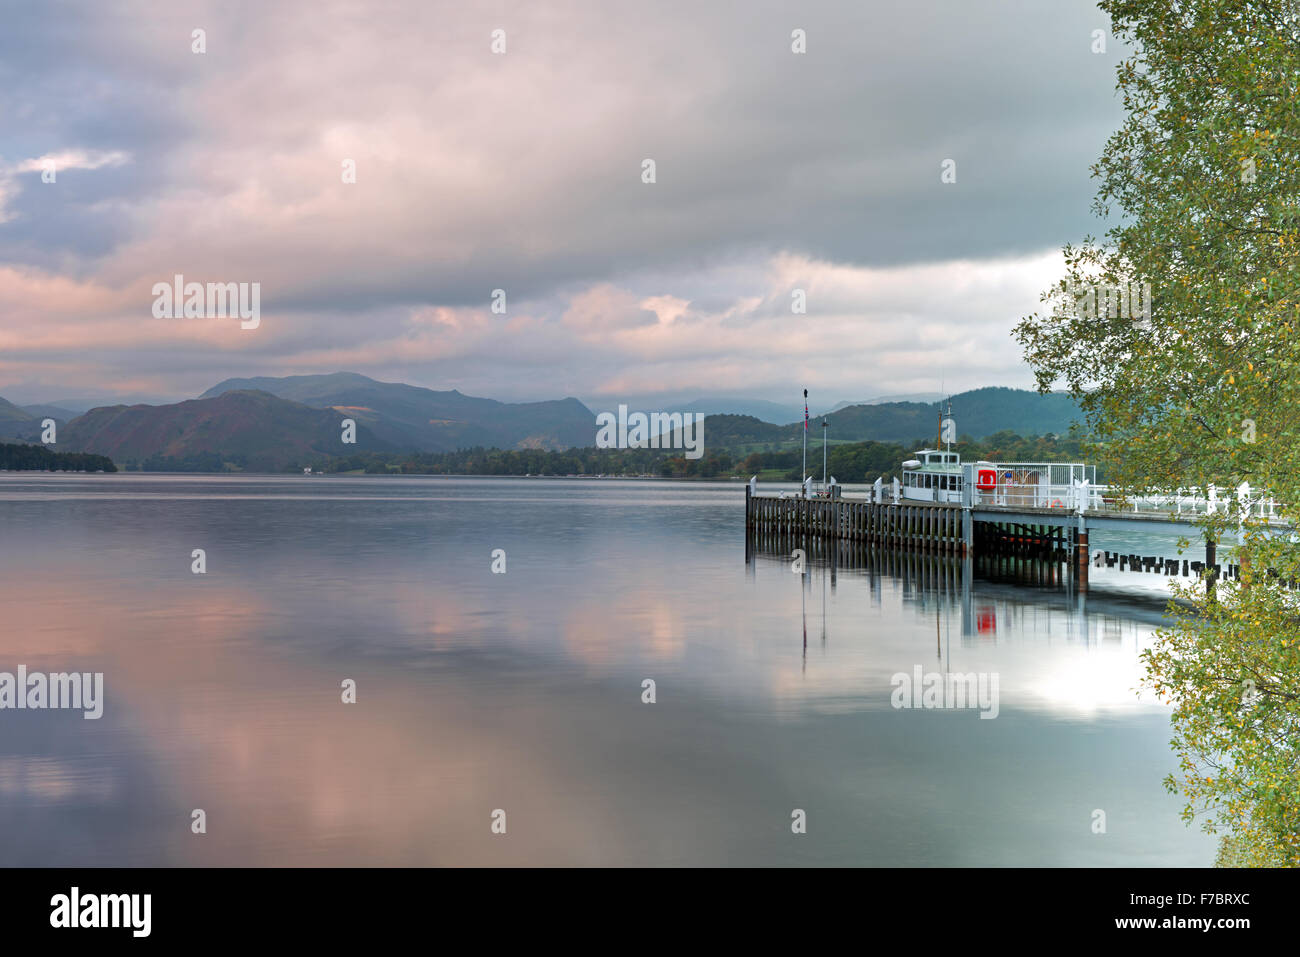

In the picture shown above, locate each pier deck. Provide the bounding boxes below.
[743,486,1278,589]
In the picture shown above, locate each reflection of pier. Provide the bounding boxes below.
[745,529,1181,640]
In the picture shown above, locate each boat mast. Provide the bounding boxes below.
[944,397,953,456]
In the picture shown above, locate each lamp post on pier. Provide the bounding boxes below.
[822,419,828,495]
[802,389,809,499]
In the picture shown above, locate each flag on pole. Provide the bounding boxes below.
[804,389,809,431]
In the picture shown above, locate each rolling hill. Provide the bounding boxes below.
[21,403,81,421]
[0,398,80,442]
[58,390,393,471]
[200,372,595,452]
[0,397,41,442]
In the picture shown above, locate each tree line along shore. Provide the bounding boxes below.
[0,442,116,472]
[88,429,1089,481]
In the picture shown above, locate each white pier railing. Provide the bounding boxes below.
[761,473,1286,524]
[974,480,1282,521]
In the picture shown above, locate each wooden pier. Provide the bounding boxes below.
[745,484,1239,590]
[745,494,967,554]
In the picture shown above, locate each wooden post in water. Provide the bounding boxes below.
[1075,518,1089,589]
[1206,536,1217,598]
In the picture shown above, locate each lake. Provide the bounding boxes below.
[0,474,1216,865]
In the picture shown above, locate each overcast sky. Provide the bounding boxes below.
[0,0,1126,408]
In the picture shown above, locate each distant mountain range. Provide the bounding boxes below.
[671,387,1082,450]
[19,403,83,420]
[640,392,947,422]
[682,397,807,424]
[199,372,596,452]
[825,393,946,413]
[0,397,46,443]
[1,396,95,440]
[0,376,1084,471]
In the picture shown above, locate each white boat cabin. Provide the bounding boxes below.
[901,449,965,503]
[900,452,1096,508]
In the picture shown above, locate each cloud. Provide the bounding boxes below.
[560,285,659,334]
[0,149,131,222]
[0,248,1064,405]
[0,0,1120,403]
[6,149,131,176]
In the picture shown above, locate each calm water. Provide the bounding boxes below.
[0,474,1215,866]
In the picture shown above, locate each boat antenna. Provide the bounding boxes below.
[945,395,953,455]
[935,370,946,453]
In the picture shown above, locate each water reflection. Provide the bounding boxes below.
[0,475,1214,865]
[747,530,1172,720]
